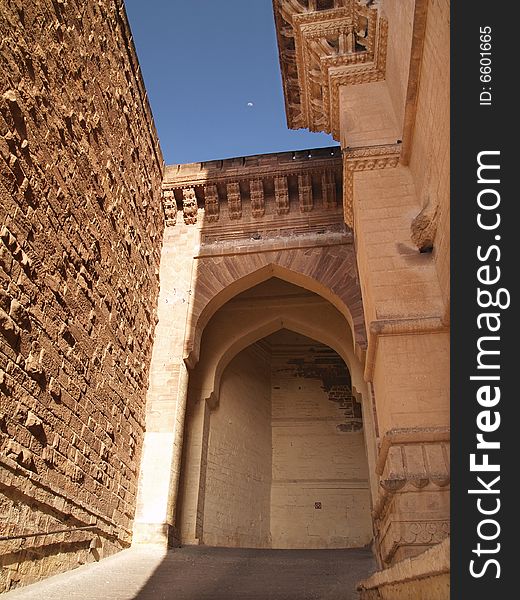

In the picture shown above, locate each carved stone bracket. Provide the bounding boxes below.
[162,148,343,226]
[298,173,312,212]
[204,184,219,223]
[342,143,401,227]
[321,170,336,208]
[274,176,290,215]
[161,189,177,227]
[411,196,438,252]
[182,188,198,225]
[250,180,265,218]
[227,182,242,220]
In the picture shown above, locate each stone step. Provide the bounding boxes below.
[2,545,377,600]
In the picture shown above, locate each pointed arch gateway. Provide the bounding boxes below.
[134,145,379,550]
[178,277,377,549]
[184,250,367,370]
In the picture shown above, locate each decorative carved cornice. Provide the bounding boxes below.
[163,146,342,188]
[365,314,447,382]
[375,427,450,476]
[273,0,388,139]
[162,147,344,227]
[343,143,401,171]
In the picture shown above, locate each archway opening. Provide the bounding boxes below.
[178,278,374,549]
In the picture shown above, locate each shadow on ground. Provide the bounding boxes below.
[132,546,376,600]
[1,545,376,600]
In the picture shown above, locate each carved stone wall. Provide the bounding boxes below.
[0,0,164,591]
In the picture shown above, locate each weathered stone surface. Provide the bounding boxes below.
[0,0,163,591]
[411,196,439,252]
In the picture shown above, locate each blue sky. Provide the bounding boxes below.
[124,0,337,165]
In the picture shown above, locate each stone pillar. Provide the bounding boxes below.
[176,392,211,545]
[271,0,450,571]
[133,219,199,546]
[334,0,450,563]
[344,152,450,567]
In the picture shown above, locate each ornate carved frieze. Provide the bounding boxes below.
[182,188,198,225]
[161,189,177,227]
[162,147,344,226]
[204,184,219,223]
[342,143,401,227]
[298,173,313,212]
[273,0,388,139]
[227,182,242,220]
[250,180,265,218]
[274,176,290,215]
[343,143,401,172]
[199,221,350,249]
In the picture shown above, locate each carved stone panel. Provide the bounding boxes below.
[298,173,313,212]
[182,188,198,225]
[250,180,265,218]
[227,182,242,220]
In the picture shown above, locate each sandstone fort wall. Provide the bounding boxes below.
[0,0,163,590]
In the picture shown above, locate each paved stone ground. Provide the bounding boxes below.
[2,545,376,600]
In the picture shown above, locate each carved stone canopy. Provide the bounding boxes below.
[273,0,387,139]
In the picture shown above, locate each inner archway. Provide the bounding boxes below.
[177,278,375,549]
[205,330,371,549]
